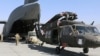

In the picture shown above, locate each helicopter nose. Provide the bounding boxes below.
[96,36,100,44]
[84,35,100,47]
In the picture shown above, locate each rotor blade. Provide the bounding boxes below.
[91,21,94,25]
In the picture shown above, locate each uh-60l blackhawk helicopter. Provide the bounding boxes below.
[35,11,100,54]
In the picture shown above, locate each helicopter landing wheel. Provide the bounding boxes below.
[55,47,61,54]
[83,48,89,53]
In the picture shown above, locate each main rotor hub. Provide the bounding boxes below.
[60,12,77,21]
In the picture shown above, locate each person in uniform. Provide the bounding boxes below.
[15,33,20,46]
[0,34,3,42]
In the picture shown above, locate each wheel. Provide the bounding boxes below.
[55,47,61,54]
[61,47,64,50]
[83,48,89,53]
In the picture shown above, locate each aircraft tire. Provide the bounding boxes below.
[83,48,89,53]
[55,47,61,54]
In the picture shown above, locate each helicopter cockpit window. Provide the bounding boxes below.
[76,26,87,34]
[75,26,100,34]
[87,27,100,34]
[62,26,72,35]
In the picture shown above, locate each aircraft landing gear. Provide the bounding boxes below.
[55,46,65,54]
[55,43,66,54]
[83,48,89,53]
[55,47,61,54]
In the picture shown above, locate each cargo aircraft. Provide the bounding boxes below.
[0,0,40,40]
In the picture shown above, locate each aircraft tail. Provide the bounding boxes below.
[24,0,38,4]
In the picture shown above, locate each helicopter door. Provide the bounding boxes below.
[51,29,58,44]
[61,26,73,44]
[61,26,79,46]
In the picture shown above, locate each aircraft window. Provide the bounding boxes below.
[76,26,100,34]
[48,31,51,36]
[45,31,51,38]
[76,26,88,34]
[87,27,100,34]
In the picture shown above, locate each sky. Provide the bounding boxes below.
[0,0,100,33]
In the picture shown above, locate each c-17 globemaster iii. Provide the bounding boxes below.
[0,0,40,40]
[35,11,100,54]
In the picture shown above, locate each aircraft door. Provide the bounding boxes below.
[51,29,58,44]
[60,26,74,45]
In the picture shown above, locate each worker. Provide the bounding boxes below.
[0,34,3,42]
[15,33,20,46]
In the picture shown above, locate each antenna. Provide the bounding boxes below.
[91,21,94,25]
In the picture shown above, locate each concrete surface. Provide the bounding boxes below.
[0,42,100,56]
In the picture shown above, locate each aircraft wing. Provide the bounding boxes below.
[0,21,6,24]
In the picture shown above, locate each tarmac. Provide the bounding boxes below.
[0,41,100,56]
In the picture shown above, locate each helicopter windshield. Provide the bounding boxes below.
[76,26,100,34]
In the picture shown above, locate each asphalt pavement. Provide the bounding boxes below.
[0,42,100,56]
